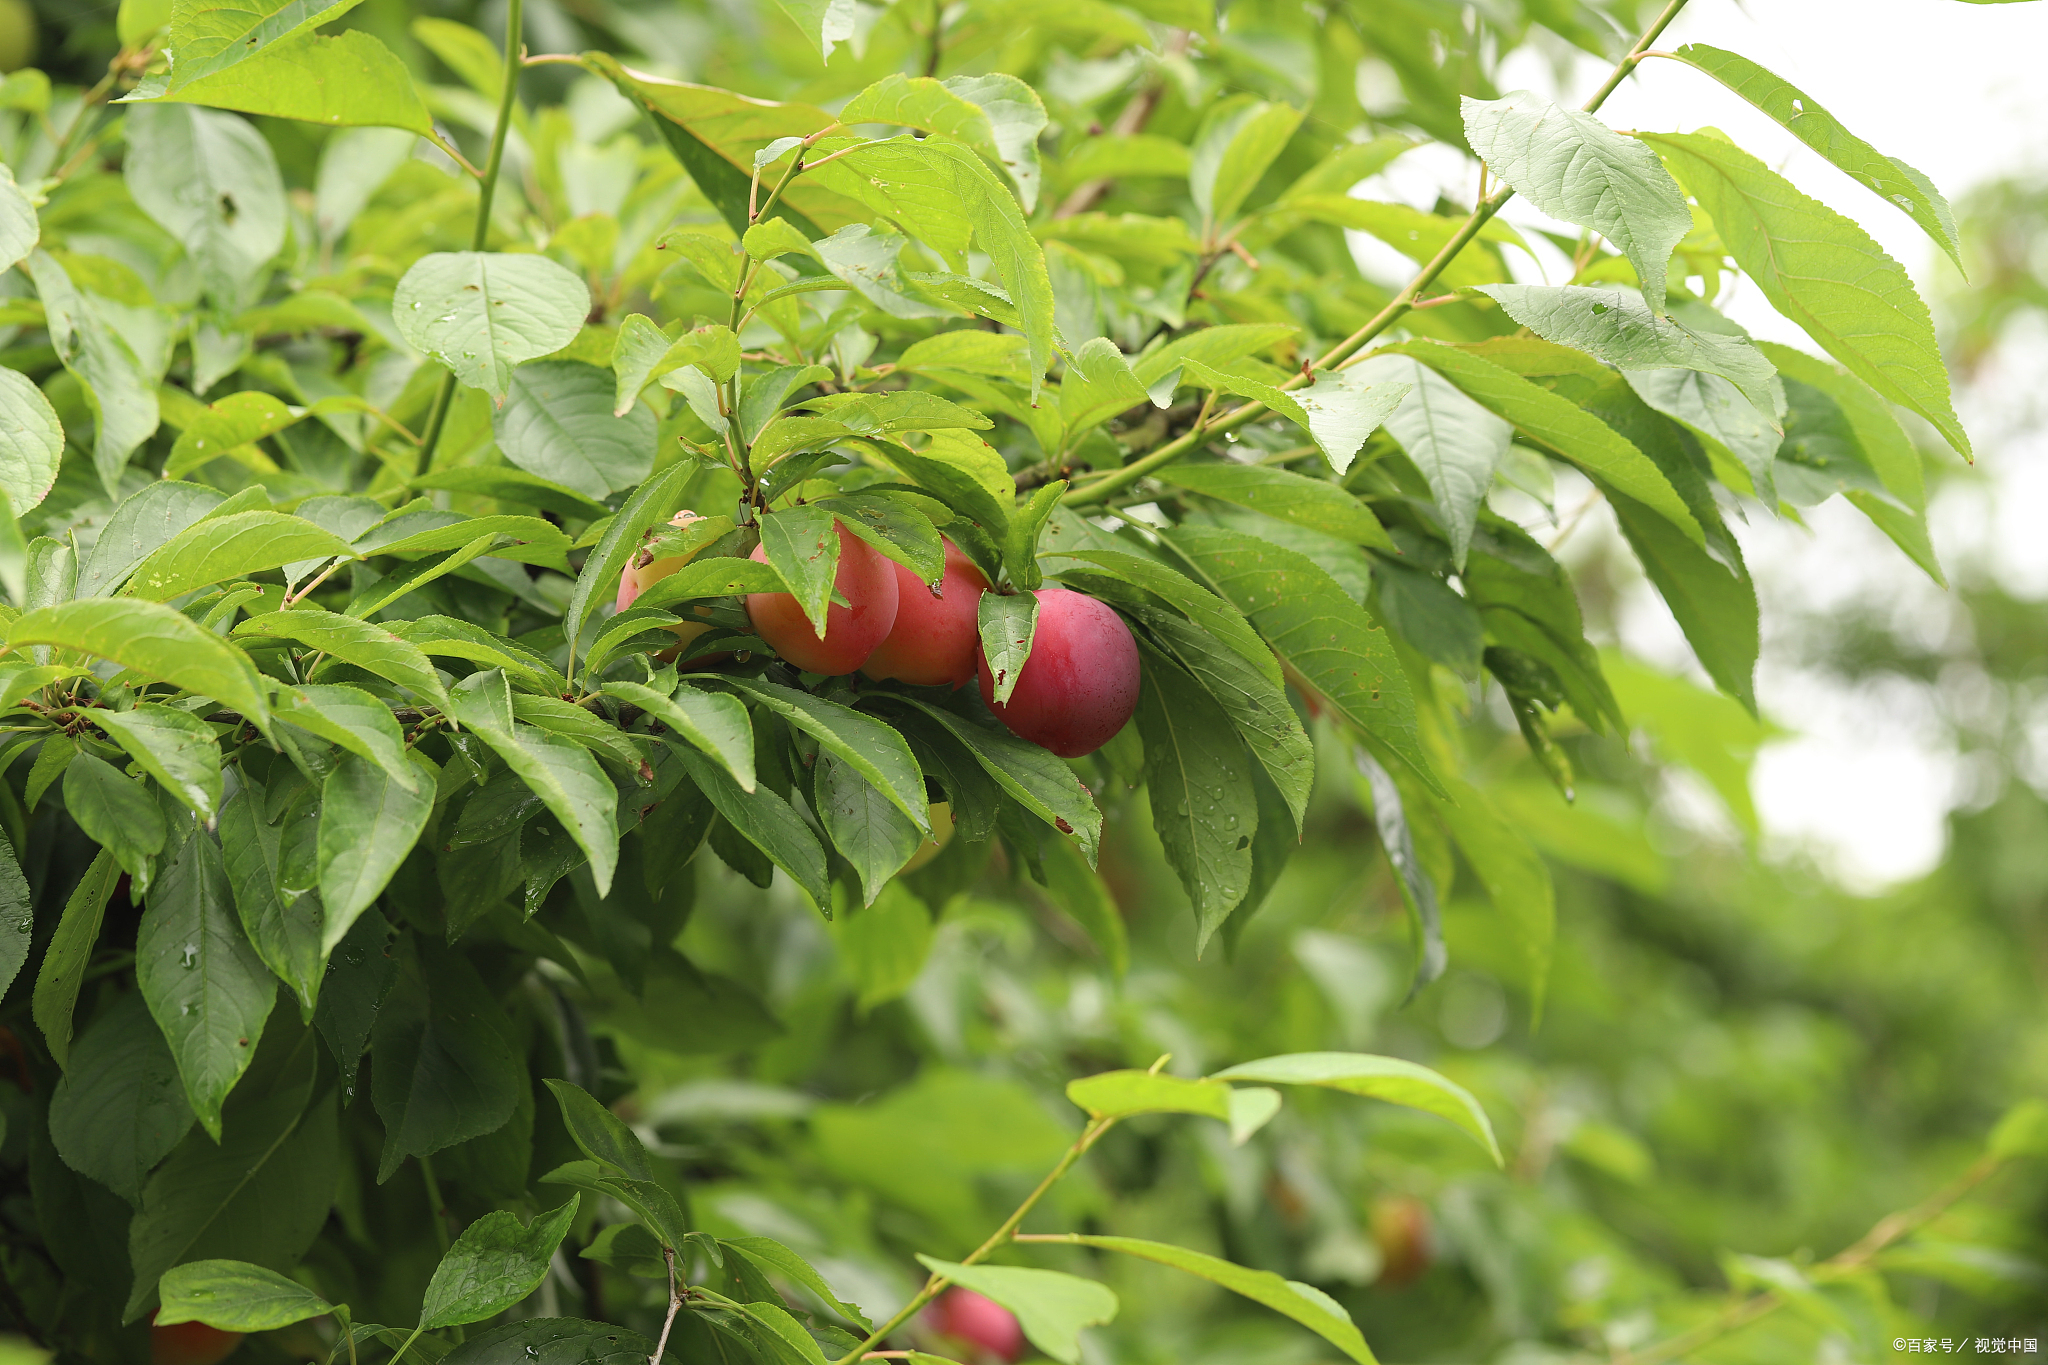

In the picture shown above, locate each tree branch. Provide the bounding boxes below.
[1059,0,1693,509]
[1614,1149,2011,1365]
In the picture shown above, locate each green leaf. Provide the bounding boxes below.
[274,684,414,790]
[565,462,692,674]
[318,753,433,952]
[1128,323,1299,392]
[1135,645,1259,954]
[1135,607,1312,835]
[1759,341,1941,583]
[823,492,946,585]
[1660,44,1963,271]
[495,360,658,500]
[124,105,285,308]
[135,29,434,135]
[1191,98,1305,232]
[755,504,841,635]
[1611,491,1759,713]
[343,534,501,618]
[0,368,61,516]
[543,1080,656,1180]
[14,600,268,720]
[1059,336,1151,438]
[1380,339,1703,547]
[371,935,525,1181]
[1433,777,1555,1023]
[1356,354,1516,567]
[1156,464,1392,550]
[74,482,228,598]
[723,1237,872,1328]
[157,1259,333,1330]
[236,609,451,710]
[878,698,1101,864]
[161,0,365,88]
[1624,367,1783,508]
[875,430,1016,533]
[137,829,277,1138]
[769,0,855,59]
[1037,837,1128,976]
[163,391,298,479]
[715,678,928,833]
[420,1198,581,1330]
[842,74,1046,211]
[410,466,612,520]
[1275,197,1524,288]
[945,74,1049,213]
[612,317,740,414]
[88,704,226,821]
[604,680,754,790]
[1049,133,1194,192]
[817,755,924,906]
[977,591,1038,705]
[1172,359,1408,477]
[463,718,620,898]
[218,788,324,1013]
[62,753,166,882]
[123,1051,338,1323]
[1463,90,1690,312]
[327,933,423,1109]
[818,140,1056,399]
[1163,525,1441,799]
[666,744,829,908]
[1066,1070,1233,1121]
[125,511,355,602]
[0,161,38,274]
[438,1320,663,1365]
[1988,1099,2048,1161]
[1212,1052,1502,1164]
[1475,284,1782,423]
[1044,1237,1375,1365]
[26,252,161,496]
[916,1258,1118,1365]
[393,253,590,403]
[1641,130,1969,460]
[32,850,120,1068]
[47,990,195,1204]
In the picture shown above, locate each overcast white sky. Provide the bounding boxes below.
[1361,0,2048,887]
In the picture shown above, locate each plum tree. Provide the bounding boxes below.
[978,588,1139,758]
[150,1318,243,1365]
[862,539,990,686]
[746,522,900,675]
[925,1287,1024,1363]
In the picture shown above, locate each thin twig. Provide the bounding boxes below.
[650,1245,682,1365]
[416,0,528,470]
[1053,32,1192,219]
[1615,1152,2009,1365]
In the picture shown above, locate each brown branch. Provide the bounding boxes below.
[1053,32,1192,219]
[1614,1151,2010,1365]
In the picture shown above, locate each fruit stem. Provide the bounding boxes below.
[415,0,528,472]
[1058,0,1692,510]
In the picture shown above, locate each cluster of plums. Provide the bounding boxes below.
[618,512,1140,759]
